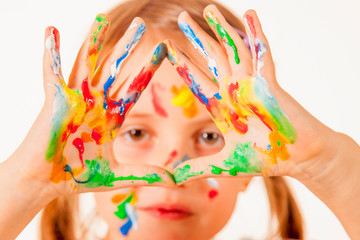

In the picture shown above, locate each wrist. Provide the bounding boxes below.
[291,131,360,238]
[0,155,59,239]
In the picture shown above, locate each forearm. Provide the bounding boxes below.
[0,155,57,239]
[292,132,360,239]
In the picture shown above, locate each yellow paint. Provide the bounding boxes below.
[171,84,198,118]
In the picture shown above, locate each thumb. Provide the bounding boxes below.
[43,26,65,99]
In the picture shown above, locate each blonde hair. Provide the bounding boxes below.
[41,0,303,239]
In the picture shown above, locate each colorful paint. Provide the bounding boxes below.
[205,11,240,64]
[151,83,168,117]
[207,178,219,200]
[45,16,167,188]
[171,84,199,118]
[173,164,203,183]
[164,150,178,166]
[169,10,297,180]
[112,190,138,236]
[178,21,219,77]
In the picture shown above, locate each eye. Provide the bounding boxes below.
[196,130,224,147]
[123,128,150,142]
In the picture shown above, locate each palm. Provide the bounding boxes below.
[24,15,173,194]
[170,7,326,182]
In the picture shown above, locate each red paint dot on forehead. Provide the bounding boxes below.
[208,190,218,199]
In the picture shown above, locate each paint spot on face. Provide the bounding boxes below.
[208,190,218,199]
[164,150,178,166]
[171,84,198,118]
[151,83,168,117]
[173,154,190,169]
[113,190,138,236]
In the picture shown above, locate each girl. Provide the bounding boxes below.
[1,0,359,239]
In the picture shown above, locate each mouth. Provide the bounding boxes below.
[138,203,193,220]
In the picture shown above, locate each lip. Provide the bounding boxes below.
[138,203,193,220]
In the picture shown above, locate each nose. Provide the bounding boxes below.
[151,129,193,172]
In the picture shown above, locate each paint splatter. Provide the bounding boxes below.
[208,190,218,199]
[206,178,219,188]
[173,164,203,183]
[171,85,199,118]
[63,156,164,188]
[205,11,240,64]
[166,17,296,175]
[151,83,168,117]
[45,17,167,188]
[164,150,178,166]
[112,190,138,236]
[178,21,219,77]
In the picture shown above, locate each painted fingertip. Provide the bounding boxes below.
[45,26,62,77]
[45,26,60,51]
[164,39,179,65]
[204,10,240,65]
[150,42,167,66]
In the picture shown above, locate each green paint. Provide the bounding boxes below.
[206,14,240,64]
[114,193,133,219]
[210,142,262,176]
[173,164,203,183]
[78,157,164,188]
[211,77,218,84]
[96,14,109,24]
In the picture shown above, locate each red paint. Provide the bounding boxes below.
[228,82,239,102]
[151,84,168,118]
[229,111,248,134]
[49,27,60,51]
[72,137,85,167]
[248,104,273,131]
[208,190,218,199]
[61,123,79,142]
[176,66,192,87]
[164,150,178,166]
[245,15,256,36]
[81,77,95,110]
[127,67,153,93]
[91,128,102,145]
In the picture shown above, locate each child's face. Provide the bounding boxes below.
[94,33,251,240]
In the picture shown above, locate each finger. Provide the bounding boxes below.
[204,5,253,77]
[178,11,230,81]
[65,162,176,192]
[68,14,110,90]
[173,144,266,184]
[165,39,220,113]
[243,10,276,81]
[92,17,146,93]
[43,26,65,98]
[109,42,167,117]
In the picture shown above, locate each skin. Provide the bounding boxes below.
[94,45,250,239]
[0,5,360,240]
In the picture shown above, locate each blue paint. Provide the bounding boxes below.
[214,92,222,100]
[120,218,133,236]
[178,21,218,77]
[103,23,146,109]
[173,154,190,168]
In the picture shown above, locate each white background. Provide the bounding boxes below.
[0,0,359,239]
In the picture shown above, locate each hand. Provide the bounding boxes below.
[167,5,335,182]
[7,15,174,197]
